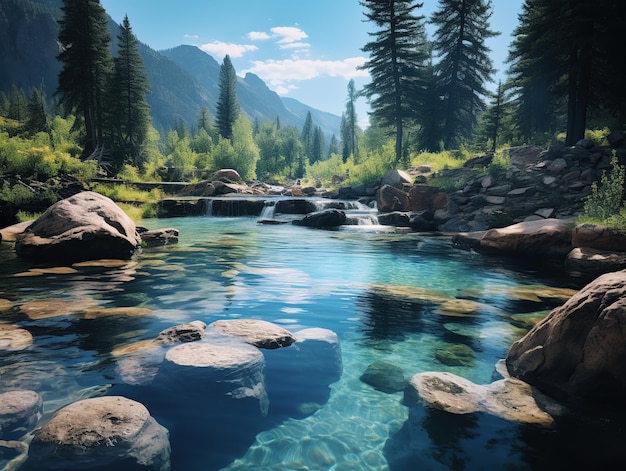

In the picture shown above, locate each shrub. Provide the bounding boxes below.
[582,154,626,223]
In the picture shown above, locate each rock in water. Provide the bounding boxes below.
[0,390,42,439]
[15,191,141,263]
[506,269,626,408]
[28,396,170,470]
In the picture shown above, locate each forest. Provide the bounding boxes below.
[1,0,625,222]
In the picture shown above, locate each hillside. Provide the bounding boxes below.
[0,0,341,138]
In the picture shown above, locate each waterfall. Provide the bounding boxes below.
[259,201,276,220]
[204,199,213,217]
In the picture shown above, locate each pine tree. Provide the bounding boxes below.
[8,85,27,122]
[431,0,498,149]
[25,87,49,135]
[311,126,325,164]
[342,79,359,162]
[57,0,113,155]
[110,14,151,168]
[360,0,429,163]
[300,111,314,159]
[328,134,339,158]
[216,55,240,140]
[0,91,9,117]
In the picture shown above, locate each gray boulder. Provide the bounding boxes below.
[292,209,347,228]
[29,396,170,470]
[15,191,140,263]
[0,390,42,440]
[208,319,296,349]
[506,270,626,407]
[360,361,405,393]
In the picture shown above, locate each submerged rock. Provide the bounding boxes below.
[0,323,33,351]
[360,361,405,393]
[433,343,476,367]
[0,390,43,439]
[292,209,347,228]
[28,396,171,471]
[15,191,141,263]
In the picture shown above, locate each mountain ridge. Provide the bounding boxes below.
[0,0,341,138]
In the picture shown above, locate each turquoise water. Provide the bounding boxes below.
[1,216,621,470]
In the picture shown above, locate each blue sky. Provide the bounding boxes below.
[100,0,524,127]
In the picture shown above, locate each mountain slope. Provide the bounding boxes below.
[0,0,340,138]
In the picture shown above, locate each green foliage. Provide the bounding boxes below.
[16,210,41,222]
[0,181,57,207]
[409,149,466,173]
[91,183,163,203]
[582,154,626,224]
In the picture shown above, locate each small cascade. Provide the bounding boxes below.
[204,199,213,216]
[259,201,277,220]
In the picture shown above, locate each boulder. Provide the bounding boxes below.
[0,390,43,440]
[360,361,405,393]
[571,223,626,252]
[405,370,557,427]
[477,218,572,258]
[381,169,412,188]
[208,319,296,349]
[29,396,170,470]
[156,320,207,345]
[407,186,449,212]
[376,184,410,213]
[292,209,347,228]
[275,199,318,215]
[293,328,342,384]
[0,220,33,242]
[15,191,141,263]
[566,247,626,275]
[506,270,626,408]
[211,168,244,183]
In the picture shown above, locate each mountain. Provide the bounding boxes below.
[0,0,341,138]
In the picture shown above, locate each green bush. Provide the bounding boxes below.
[582,154,626,223]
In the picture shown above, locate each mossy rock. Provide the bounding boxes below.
[434,343,476,367]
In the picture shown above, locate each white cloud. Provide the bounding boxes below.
[270,26,309,45]
[242,57,369,95]
[247,31,270,41]
[184,34,199,39]
[199,41,258,59]
[279,42,311,50]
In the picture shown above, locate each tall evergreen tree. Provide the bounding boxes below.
[508,0,626,145]
[360,0,429,163]
[26,87,49,135]
[110,15,151,168]
[328,134,339,158]
[342,79,359,162]
[300,111,314,159]
[57,0,113,155]
[8,85,27,122]
[0,91,9,117]
[431,0,498,149]
[216,55,240,140]
[311,125,325,164]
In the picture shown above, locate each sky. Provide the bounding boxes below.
[100,0,524,128]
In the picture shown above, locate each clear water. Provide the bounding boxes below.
[1,216,623,470]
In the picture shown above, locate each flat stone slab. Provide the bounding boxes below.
[165,341,263,370]
[208,319,296,349]
[30,396,170,470]
[0,323,33,351]
[405,371,558,427]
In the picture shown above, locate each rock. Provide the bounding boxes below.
[405,371,557,427]
[463,153,494,168]
[15,191,141,263]
[0,323,33,351]
[566,247,626,275]
[156,320,207,345]
[571,223,626,252]
[409,210,437,231]
[360,361,405,393]
[19,298,100,320]
[507,145,545,166]
[433,343,476,367]
[376,184,410,213]
[378,211,411,227]
[0,299,12,312]
[0,220,33,242]
[407,186,448,212]
[29,396,170,471]
[212,168,244,183]
[607,129,625,148]
[506,270,626,408]
[478,218,572,259]
[157,340,268,414]
[274,199,318,215]
[381,169,412,188]
[208,319,296,349]
[292,209,346,228]
[138,228,179,247]
[0,390,43,440]
[293,328,342,384]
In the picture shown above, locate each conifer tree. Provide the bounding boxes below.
[301,111,314,159]
[216,55,240,139]
[8,85,27,122]
[359,0,429,163]
[57,0,113,155]
[0,91,9,117]
[110,15,151,167]
[311,126,325,164]
[342,79,359,162]
[26,87,49,135]
[431,0,498,149]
